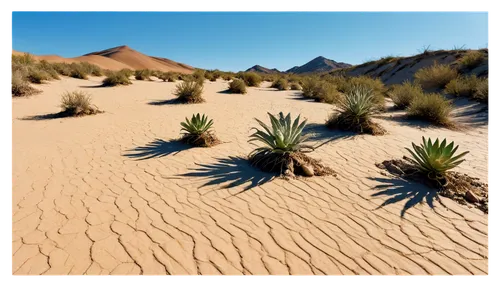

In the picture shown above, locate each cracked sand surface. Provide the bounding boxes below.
[13,77,488,275]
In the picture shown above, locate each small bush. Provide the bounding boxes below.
[27,67,51,84]
[340,76,386,110]
[69,63,89,79]
[302,77,320,98]
[102,71,132,86]
[12,71,41,97]
[173,80,205,103]
[271,78,289,90]
[119,68,134,78]
[228,79,247,94]
[389,80,424,109]
[407,93,453,126]
[60,91,101,116]
[444,75,488,103]
[52,63,72,76]
[460,51,484,69]
[240,72,262,87]
[312,82,341,104]
[158,72,177,82]
[135,69,152,80]
[37,60,60,80]
[414,63,458,89]
[79,62,103,76]
[12,53,36,65]
[290,82,302,90]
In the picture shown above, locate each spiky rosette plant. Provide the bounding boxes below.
[180,113,220,147]
[249,112,334,177]
[406,137,469,180]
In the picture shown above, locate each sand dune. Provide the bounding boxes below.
[12,45,194,73]
[12,77,488,275]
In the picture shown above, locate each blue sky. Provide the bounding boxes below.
[12,12,488,72]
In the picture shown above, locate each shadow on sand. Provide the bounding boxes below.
[147,99,181,106]
[179,156,275,195]
[303,123,356,143]
[369,176,439,217]
[123,138,189,160]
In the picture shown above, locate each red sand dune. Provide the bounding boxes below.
[12,45,194,74]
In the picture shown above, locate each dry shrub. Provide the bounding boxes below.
[240,72,262,87]
[389,80,424,109]
[407,93,453,127]
[271,78,289,90]
[460,51,485,69]
[228,79,247,94]
[102,71,132,86]
[473,78,488,103]
[414,62,458,89]
[12,71,41,97]
[59,91,102,116]
[135,69,152,80]
[290,82,302,90]
[69,63,89,79]
[173,80,205,103]
[445,75,488,103]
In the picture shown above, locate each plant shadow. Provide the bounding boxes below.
[179,156,275,195]
[148,99,181,106]
[303,123,356,143]
[368,176,439,217]
[123,138,189,160]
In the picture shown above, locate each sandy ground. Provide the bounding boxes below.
[12,77,488,275]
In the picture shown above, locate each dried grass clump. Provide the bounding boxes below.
[135,69,152,80]
[59,91,102,116]
[460,51,485,69]
[290,82,302,90]
[240,72,262,87]
[406,93,453,127]
[173,80,205,103]
[445,75,488,103]
[271,78,289,90]
[389,80,424,109]
[12,71,41,97]
[414,63,458,89]
[102,71,133,86]
[228,79,247,94]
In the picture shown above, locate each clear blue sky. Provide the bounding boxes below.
[12,12,488,72]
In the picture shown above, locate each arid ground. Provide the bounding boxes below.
[13,77,488,275]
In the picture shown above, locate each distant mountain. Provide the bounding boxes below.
[285,56,351,74]
[245,65,281,74]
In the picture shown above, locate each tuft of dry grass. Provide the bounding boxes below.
[414,62,458,89]
[228,79,247,94]
[271,78,289,90]
[406,93,453,127]
[135,69,152,81]
[59,91,102,116]
[102,71,133,86]
[12,71,41,97]
[69,63,89,80]
[460,51,485,69]
[240,72,262,87]
[173,80,205,103]
[445,75,488,103]
[290,82,302,90]
[389,80,424,109]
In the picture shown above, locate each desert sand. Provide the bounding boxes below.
[12,77,488,275]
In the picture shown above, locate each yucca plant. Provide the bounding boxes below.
[406,137,469,180]
[180,113,219,147]
[248,112,334,177]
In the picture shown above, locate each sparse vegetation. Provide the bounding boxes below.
[12,71,41,97]
[102,71,133,86]
[414,62,458,89]
[240,72,262,87]
[406,92,453,127]
[228,79,247,94]
[290,82,301,90]
[173,80,205,103]
[271,78,289,90]
[158,72,177,82]
[326,85,385,135]
[119,68,134,78]
[69,63,89,80]
[59,91,102,116]
[180,113,220,147]
[460,51,485,69]
[389,80,424,109]
[249,112,335,177]
[445,75,488,103]
[135,69,152,80]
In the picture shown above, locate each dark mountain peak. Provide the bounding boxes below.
[246,65,281,74]
[286,56,351,74]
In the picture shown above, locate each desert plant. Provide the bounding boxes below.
[79,62,103,76]
[389,80,424,109]
[406,137,469,180]
[326,85,385,135]
[12,53,36,65]
[290,82,301,90]
[158,72,177,82]
[406,93,452,126]
[12,71,41,97]
[473,78,488,103]
[301,77,320,98]
[414,63,458,89]
[240,72,262,87]
[310,81,341,104]
[228,79,247,94]
[341,76,386,110]
[445,75,480,98]
[180,113,219,147]
[248,112,334,177]
[69,63,89,79]
[173,80,204,103]
[119,68,134,78]
[26,67,51,84]
[460,51,484,69]
[51,63,72,76]
[102,71,132,86]
[59,91,101,116]
[37,60,60,80]
[135,69,152,80]
[271,78,289,90]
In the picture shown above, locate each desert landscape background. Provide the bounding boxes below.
[12,39,488,275]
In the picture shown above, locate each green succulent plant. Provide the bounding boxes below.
[406,137,469,179]
[180,113,214,136]
[249,112,313,156]
[338,85,376,122]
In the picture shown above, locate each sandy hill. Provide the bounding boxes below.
[286,56,351,74]
[331,49,489,85]
[12,45,194,74]
[245,65,281,74]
